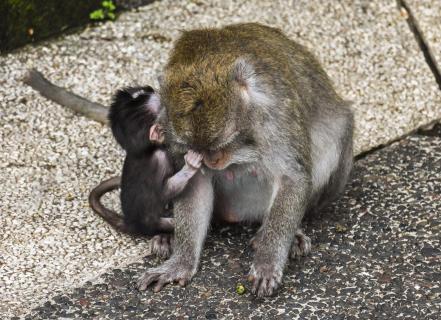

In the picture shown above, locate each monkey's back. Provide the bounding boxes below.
[120,151,170,236]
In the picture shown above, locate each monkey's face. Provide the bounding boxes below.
[161,58,257,170]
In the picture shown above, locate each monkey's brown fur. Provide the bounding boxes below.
[161,23,343,154]
[138,23,353,297]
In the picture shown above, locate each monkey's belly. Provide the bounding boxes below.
[213,166,273,223]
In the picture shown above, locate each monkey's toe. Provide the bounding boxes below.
[290,229,312,259]
[151,234,173,258]
[249,229,264,250]
[136,258,196,293]
[137,272,161,291]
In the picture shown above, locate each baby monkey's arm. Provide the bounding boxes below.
[162,150,203,201]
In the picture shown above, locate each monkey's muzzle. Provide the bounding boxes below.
[203,150,230,170]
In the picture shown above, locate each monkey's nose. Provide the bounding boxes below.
[204,150,224,165]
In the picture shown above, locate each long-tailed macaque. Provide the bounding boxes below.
[89,86,202,257]
[137,23,353,297]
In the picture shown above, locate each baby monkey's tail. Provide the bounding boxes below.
[89,176,175,236]
[88,176,137,234]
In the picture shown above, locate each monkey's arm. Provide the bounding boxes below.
[162,150,203,201]
[23,69,108,124]
[161,164,198,201]
[138,172,214,291]
[249,173,310,297]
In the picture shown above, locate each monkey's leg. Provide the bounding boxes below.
[137,172,214,292]
[309,111,354,215]
[249,175,308,297]
[23,69,108,124]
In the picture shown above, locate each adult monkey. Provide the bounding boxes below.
[137,23,354,297]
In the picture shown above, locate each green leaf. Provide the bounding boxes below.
[102,1,116,11]
[90,9,105,20]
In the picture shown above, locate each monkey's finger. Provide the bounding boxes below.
[251,276,263,295]
[137,273,160,291]
[153,277,169,292]
[267,278,278,296]
[258,278,271,297]
[178,278,188,287]
[190,152,199,161]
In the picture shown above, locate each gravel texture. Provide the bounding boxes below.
[406,0,441,70]
[26,132,441,319]
[1,0,441,317]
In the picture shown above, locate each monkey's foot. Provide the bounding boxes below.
[151,234,173,258]
[248,262,283,297]
[290,229,312,259]
[249,229,263,250]
[137,258,196,292]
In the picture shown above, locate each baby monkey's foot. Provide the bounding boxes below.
[151,234,174,258]
[184,150,203,170]
[290,229,311,259]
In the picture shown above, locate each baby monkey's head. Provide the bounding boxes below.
[109,86,164,154]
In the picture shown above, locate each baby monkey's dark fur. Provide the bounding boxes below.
[89,86,201,237]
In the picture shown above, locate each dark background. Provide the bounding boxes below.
[0,0,157,53]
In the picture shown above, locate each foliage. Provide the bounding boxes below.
[90,1,116,21]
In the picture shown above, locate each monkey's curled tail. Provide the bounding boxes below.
[23,69,108,124]
[88,176,137,234]
[89,176,175,236]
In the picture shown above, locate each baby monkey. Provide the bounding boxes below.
[89,86,202,257]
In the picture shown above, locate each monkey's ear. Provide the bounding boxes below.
[232,58,272,107]
[146,93,161,115]
[232,57,255,88]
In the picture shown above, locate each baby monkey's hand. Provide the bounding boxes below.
[184,150,203,170]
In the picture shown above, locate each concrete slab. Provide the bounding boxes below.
[25,131,441,319]
[1,0,441,317]
[406,0,441,69]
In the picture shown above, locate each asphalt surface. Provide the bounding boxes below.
[24,127,441,319]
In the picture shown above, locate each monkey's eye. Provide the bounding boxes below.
[193,100,204,111]
[180,81,191,89]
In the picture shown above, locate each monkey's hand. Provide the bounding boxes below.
[184,150,203,170]
[137,256,197,292]
[248,255,284,297]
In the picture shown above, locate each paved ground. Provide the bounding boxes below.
[407,0,441,69]
[25,127,441,319]
[1,0,440,317]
